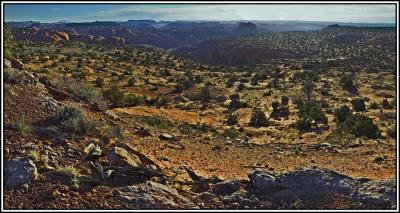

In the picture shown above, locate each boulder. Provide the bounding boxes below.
[108,147,142,167]
[114,181,198,209]
[247,168,396,208]
[212,179,241,195]
[5,158,38,188]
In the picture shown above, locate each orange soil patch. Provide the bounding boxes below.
[113,106,221,126]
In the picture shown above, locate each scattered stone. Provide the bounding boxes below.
[108,147,142,167]
[84,143,102,158]
[159,133,174,140]
[114,181,198,209]
[5,158,38,188]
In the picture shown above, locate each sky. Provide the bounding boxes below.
[4,3,397,24]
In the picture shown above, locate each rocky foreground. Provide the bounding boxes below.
[3,59,397,209]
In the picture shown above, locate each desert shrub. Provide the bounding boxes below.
[79,88,99,104]
[296,115,313,132]
[249,107,268,127]
[95,77,104,87]
[228,94,246,110]
[272,101,280,112]
[175,78,194,92]
[137,116,173,130]
[105,125,124,140]
[72,71,86,80]
[4,68,23,84]
[382,99,394,109]
[281,96,289,106]
[342,114,381,139]
[299,101,328,125]
[226,113,238,126]
[128,78,135,86]
[226,75,237,88]
[198,85,212,103]
[55,166,80,187]
[351,98,366,112]
[236,82,245,91]
[103,87,125,108]
[154,95,170,108]
[15,118,31,136]
[387,125,396,139]
[27,150,40,162]
[124,93,143,107]
[334,105,351,123]
[222,128,240,139]
[56,106,97,134]
[320,88,329,96]
[369,102,380,109]
[340,73,357,91]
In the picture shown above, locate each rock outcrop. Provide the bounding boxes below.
[247,168,396,209]
[5,158,39,188]
[114,181,198,209]
[108,147,143,167]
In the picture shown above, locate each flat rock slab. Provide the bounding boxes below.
[248,168,396,209]
[114,181,198,209]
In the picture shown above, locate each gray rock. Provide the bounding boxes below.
[115,181,198,209]
[248,168,396,208]
[5,158,38,188]
[108,147,142,167]
[159,133,174,140]
[212,179,241,195]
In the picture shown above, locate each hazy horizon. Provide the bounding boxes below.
[4,3,397,24]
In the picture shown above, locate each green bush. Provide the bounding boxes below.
[95,77,104,87]
[228,94,246,110]
[4,68,23,84]
[387,125,396,139]
[340,73,356,90]
[369,102,380,109]
[272,101,280,112]
[382,99,394,109]
[249,107,268,127]
[222,128,240,139]
[55,166,80,187]
[351,98,366,112]
[56,106,97,134]
[334,105,351,123]
[296,115,313,132]
[124,93,143,107]
[15,118,31,136]
[226,113,238,125]
[103,87,125,108]
[137,116,173,130]
[128,78,135,86]
[281,96,289,106]
[342,114,381,139]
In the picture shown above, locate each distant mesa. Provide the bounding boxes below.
[234,22,258,34]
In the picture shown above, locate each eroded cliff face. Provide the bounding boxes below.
[12,27,125,46]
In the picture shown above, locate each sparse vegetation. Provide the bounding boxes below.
[249,107,269,127]
[56,106,97,134]
[15,118,31,136]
